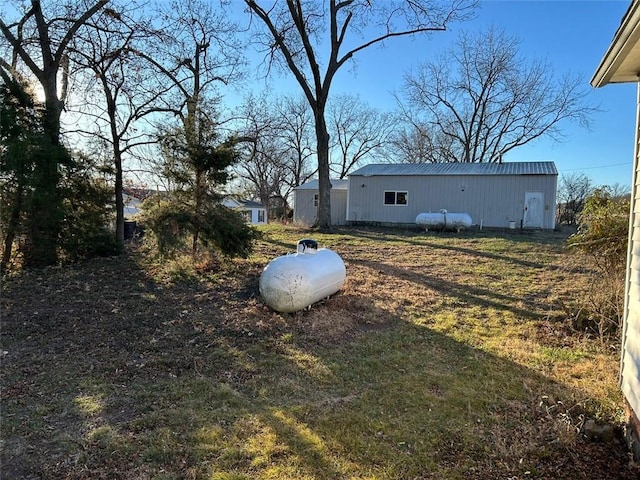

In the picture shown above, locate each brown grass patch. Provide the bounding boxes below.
[1,225,638,479]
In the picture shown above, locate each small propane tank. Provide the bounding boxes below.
[259,239,346,313]
[415,212,472,230]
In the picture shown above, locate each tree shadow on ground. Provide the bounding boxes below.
[348,255,545,320]
[1,248,637,480]
[340,226,567,269]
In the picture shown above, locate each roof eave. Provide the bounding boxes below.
[592,1,640,87]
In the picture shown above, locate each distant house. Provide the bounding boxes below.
[121,187,157,219]
[123,192,142,219]
[346,162,558,229]
[223,198,267,225]
[293,179,349,226]
[592,0,640,458]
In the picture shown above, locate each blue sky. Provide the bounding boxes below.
[245,0,636,188]
[6,1,632,188]
[472,0,635,189]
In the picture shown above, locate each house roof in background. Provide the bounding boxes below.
[240,199,265,209]
[349,161,558,177]
[223,197,265,209]
[295,179,349,190]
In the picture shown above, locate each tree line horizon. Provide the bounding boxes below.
[1,0,597,267]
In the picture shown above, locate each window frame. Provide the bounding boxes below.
[383,190,408,206]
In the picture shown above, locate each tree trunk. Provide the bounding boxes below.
[109,95,125,247]
[114,150,125,246]
[1,183,24,270]
[24,143,63,267]
[192,169,203,257]
[23,80,64,267]
[315,110,332,230]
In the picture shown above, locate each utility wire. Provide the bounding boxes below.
[559,162,632,172]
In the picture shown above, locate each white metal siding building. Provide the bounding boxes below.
[346,162,558,229]
[293,179,349,226]
[592,0,640,455]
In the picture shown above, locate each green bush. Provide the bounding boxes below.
[1,80,120,267]
[568,188,629,272]
[140,195,260,259]
[57,152,120,261]
[566,188,630,339]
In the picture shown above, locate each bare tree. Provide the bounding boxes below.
[0,0,108,265]
[235,94,290,212]
[557,173,593,227]
[400,27,598,164]
[234,94,316,217]
[138,0,244,117]
[129,0,244,254]
[273,95,317,190]
[390,100,457,163]
[607,182,631,201]
[69,4,165,246]
[328,93,394,178]
[244,0,476,228]
[0,0,108,144]
[388,124,451,163]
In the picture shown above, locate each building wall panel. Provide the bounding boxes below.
[348,173,557,228]
[293,190,317,225]
[293,189,348,226]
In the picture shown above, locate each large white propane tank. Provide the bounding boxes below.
[416,210,472,231]
[259,239,346,313]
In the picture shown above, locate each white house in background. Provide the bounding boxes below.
[592,0,640,458]
[223,197,267,225]
[293,179,349,226]
[123,192,142,219]
[121,187,157,219]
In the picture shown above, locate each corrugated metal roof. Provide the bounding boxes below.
[349,161,558,177]
[295,179,349,190]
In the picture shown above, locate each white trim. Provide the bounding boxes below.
[592,1,640,86]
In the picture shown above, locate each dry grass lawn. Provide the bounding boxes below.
[1,224,638,479]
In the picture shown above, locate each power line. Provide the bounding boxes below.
[559,162,632,172]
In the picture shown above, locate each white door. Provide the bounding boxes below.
[523,192,544,228]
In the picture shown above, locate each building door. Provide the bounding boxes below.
[523,192,544,228]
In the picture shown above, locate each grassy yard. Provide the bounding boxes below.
[1,224,638,479]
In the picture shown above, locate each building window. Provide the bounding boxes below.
[258,210,265,223]
[243,210,252,222]
[314,194,319,207]
[384,191,408,206]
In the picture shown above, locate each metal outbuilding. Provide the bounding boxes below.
[346,161,558,229]
[293,179,349,226]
